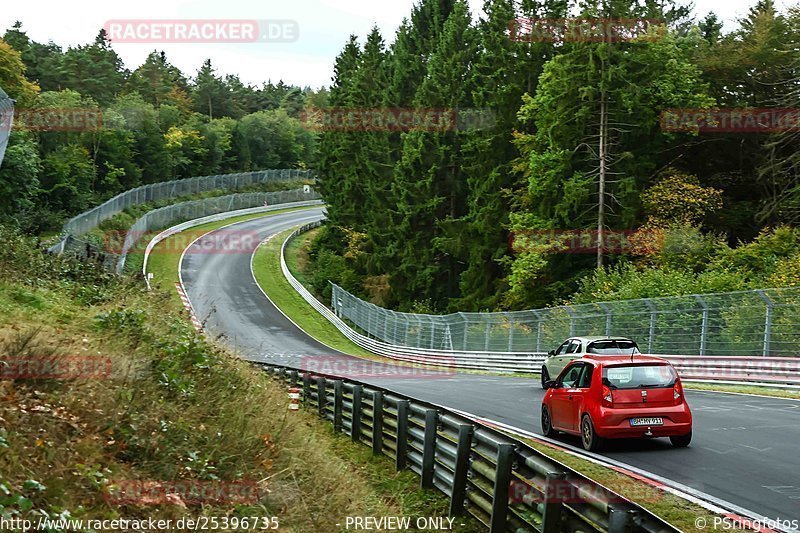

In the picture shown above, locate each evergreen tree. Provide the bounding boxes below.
[316,35,361,229]
[390,0,476,307]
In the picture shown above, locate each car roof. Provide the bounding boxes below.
[579,354,669,365]
[567,336,635,343]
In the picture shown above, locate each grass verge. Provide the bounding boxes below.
[0,226,481,532]
[685,382,800,400]
[251,227,376,357]
[143,206,316,310]
[519,438,743,532]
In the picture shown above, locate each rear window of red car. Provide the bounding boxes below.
[602,364,676,389]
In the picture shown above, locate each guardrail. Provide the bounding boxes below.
[142,199,324,289]
[260,361,677,533]
[56,188,321,274]
[282,223,800,384]
[54,169,313,241]
[281,222,543,373]
[330,276,800,358]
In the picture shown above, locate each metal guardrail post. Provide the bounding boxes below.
[302,373,311,402]
[421,409,438,489]
[449,424,474,516]
[333,380,343,432]
[541,472,566,533]
[564,307,577,336]
[396,400,410,471]
[489,443,514,532]
[644,298,656,353]
[695,295,709,356]
[352,385,363,442]
[317,377,326,416]
[757,289,773,356]
[599,302,612,336]
[609,506,637,532]
[372,391,383,455]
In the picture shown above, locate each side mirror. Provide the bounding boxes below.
[544,380,559,389]
[547,350,555,356]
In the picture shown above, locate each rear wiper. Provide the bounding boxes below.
[637,383,666,388]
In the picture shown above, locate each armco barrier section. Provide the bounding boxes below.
[330,282,800,357]
[283,223,800,383]
[260,363,678,533]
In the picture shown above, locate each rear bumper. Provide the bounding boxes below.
[594,404,692,439]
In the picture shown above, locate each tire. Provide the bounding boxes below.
[540,366,550,389]
[541,405,556,437]
[581,414,603,452]
[670,432,692,447]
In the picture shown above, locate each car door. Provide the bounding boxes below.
[567,363,594,431]
[550,339,578,376]
[550,363,584,433]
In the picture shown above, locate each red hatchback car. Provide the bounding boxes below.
[541,355,692,451]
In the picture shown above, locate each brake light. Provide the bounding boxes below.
[602,385,613,407]
[673,378,683,405]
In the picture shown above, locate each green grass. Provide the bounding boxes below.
[252,227,376,357]
[143,206,316,309]
[0,226,473,532]
[685,381,800,399]
[520,438,744,532]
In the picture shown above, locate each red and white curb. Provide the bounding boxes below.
[175,282,203,332]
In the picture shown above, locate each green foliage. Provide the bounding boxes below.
[0,28,318,233]
[570,226,800,303]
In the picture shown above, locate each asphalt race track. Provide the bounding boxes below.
[180,208,800,525]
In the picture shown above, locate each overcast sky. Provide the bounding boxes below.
[1,0,793,89]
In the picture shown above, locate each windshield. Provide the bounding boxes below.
[587,340,640,355]
[602,364,676,389]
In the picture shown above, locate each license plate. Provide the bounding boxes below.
[630,417,663,427]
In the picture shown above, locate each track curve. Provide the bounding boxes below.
[180,209,800,525]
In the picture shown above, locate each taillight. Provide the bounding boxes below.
[602,385,613,407]
[673,379,683,405]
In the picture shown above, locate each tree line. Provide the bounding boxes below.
[312,0,800,312]
[0,23,327,232]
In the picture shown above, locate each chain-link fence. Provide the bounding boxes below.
[331,285,800,356]
[59,188,321,274]
[51,169,314,246]
[0,87,14,166]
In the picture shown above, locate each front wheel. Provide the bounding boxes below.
[581,414,603,452]
[541,406,556,437]
[670,432,692,447]
[540,366,550,389]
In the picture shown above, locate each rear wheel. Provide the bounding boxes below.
[670,432,692,447]
[540,366,550,389]
[581,414,603,452]
[541,406,556,437]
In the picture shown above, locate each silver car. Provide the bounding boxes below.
[540,336,640,388]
